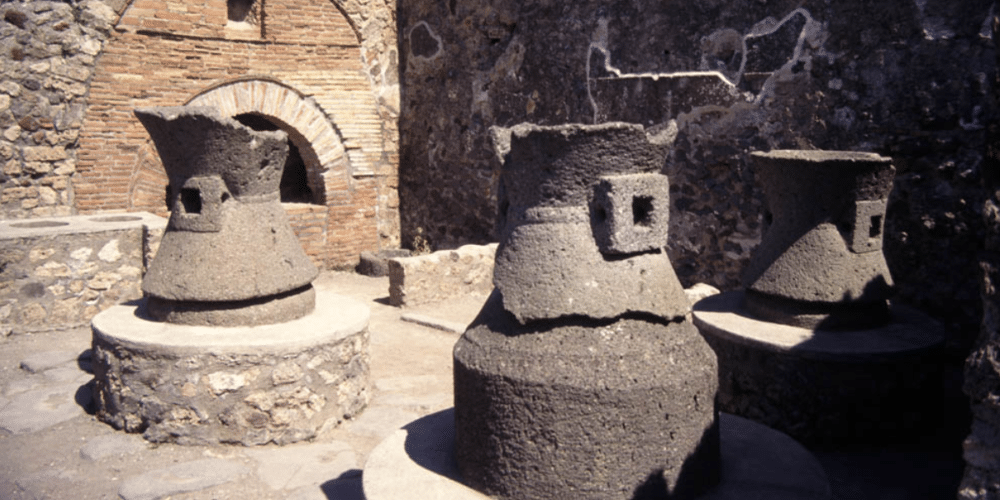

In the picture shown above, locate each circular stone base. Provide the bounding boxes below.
[692,291,946,448]
[453,293,719,500]
[362,410,832,500]
[91,290,370,446]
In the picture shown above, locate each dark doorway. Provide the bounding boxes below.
[233,113,314,204]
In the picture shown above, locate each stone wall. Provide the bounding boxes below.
[1,0,401,269]
[387,243,496,307]
[0,1,116,219]
[397,0,994,350]
[960,13,1000,499]
[0,212,165,335]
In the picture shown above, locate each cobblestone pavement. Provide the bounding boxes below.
[0,271,967,499]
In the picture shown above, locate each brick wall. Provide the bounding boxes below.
[70,0,399,268]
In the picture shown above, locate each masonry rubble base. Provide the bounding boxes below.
[90,290,371,446]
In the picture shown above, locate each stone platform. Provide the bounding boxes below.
[692,290,947,448]
[90,289,370,446]
[362,409,833,500]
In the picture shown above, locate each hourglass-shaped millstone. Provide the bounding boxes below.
[742,150,896,329]
[453,122,720,500]
[135,106,318,326]
[490,122,690,322]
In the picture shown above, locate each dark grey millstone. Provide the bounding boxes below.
[453,291,720,500]
[742,150,895,329]
[491,122,686,323]
[145,285,315,327]
[141,200,317,303]
[134,106,317,325]
[134,107,288,200]
[494,122,670,214]
[590,173,670,255]
[493,220,689,322]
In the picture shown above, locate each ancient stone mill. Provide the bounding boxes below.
[693,150,947,447]
[362,124,834,500]
[90,107,370,445]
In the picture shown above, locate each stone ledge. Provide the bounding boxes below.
[0,212,166,334]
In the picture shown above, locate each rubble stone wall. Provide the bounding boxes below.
[0,1,115,219]
[0,212,165,335]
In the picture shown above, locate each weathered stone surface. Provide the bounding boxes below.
[0,1,111,219]
[491,122,688,322]
[454,291,719,500]
[19,349,79,373]
[961,16,1000,489]
[118,458,250,500]
[742,150,896,329]
[694,290,947,448]
[0,212,165,334]
[0,381,88,434]
[79,433,148,461]
[91,291,371,446]
[136,107,318,318]
[244,440,357,491]
[357,249,412,277]
[388,243,496,307]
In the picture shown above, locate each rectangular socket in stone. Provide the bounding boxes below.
[169,176,229,233]
[590,173,670,254]
[848,199,886,254]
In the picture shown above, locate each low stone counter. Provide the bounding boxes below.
[0,212,166,335]
[387,244,497,307]
[91,290,371,446]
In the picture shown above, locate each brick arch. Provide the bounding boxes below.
[185,78,353,207]
[127,141,169,215]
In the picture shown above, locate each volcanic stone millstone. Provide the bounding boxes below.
[134,106,318,326]
[453,292,720,500]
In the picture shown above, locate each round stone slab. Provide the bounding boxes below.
[91,290,370,446]
[362,409,832,500]
[693,290,946,447]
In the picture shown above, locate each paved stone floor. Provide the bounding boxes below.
[0,271,968,499]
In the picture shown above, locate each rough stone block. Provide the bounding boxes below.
[387,244,496,307]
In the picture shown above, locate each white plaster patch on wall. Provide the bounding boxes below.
[585,18,740,123]
[407,21,443,62]
[742,8,828,104]
[98,239,121,262]
[585,7,830,122]
[472,35,526,120]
